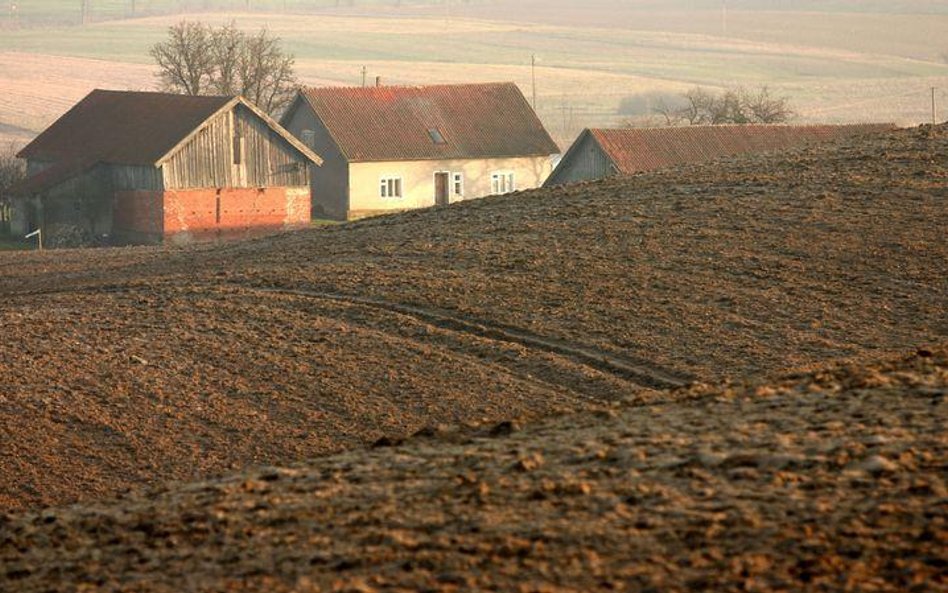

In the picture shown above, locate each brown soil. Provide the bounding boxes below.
[1,347,945,592]
[0,124,945,513]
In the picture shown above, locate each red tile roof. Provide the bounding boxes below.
[296,83,560,162]
[18,90,234,166]
[586,124,896,175]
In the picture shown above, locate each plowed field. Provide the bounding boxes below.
[0,124,945,513]
[1,346,944,593]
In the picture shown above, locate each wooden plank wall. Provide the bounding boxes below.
[545,133,613,187]
[163,104,309,190]
[111,165,163,191]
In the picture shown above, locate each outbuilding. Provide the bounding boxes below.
[544,124,895,187]
[11,89,322,246]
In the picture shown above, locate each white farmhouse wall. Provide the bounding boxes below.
[348,155,554,218]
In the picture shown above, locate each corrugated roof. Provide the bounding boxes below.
[297,83,560,162]
[587,124,896,175]
[18,90,234,166]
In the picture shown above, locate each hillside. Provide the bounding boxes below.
[1,346,945,592]
[0,124,944,512]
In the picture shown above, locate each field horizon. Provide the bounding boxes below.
[1,2,947,149]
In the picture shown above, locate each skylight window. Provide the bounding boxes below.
[428,128,446,144]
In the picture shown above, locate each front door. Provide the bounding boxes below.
[434,172,450,206]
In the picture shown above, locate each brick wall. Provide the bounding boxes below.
[163,187,311,244]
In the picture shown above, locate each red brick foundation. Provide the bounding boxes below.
[113,187,310,245]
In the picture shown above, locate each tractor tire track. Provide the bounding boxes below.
[236,284,692,390]
[4,280,692,390]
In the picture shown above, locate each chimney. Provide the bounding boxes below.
[375,76,382,88]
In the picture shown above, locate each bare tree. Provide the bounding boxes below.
[210,22,244,96]
[657,85,793,126]
[236,27,297,115]
[653,98,684,126]
[740,85,794,124]
[0,145,25,198]
[150,21,216,96]
[151,21,298,115]
[0,145,25,236]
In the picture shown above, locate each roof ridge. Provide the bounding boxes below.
[589,122,897,134]
[302,81,516,93]
[88,88,237,100]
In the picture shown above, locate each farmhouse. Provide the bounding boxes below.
[281,82,560,220]
[11,89,322,246]
[544,124,895,186]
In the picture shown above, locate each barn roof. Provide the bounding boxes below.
[581,124,896,175]
[292,82,560,162]
[18,90,234,166]
[14,89,321,195]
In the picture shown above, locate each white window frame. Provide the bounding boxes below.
[490,171,516,195]
[452,172,464,197]
[379,176,403,199]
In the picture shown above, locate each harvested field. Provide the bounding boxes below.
[1,346,945,592]
[0,52,154,134]
[0,124,945,512]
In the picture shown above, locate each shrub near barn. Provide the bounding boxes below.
[0,146,25,240]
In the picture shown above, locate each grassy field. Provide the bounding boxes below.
[0,3,946,148]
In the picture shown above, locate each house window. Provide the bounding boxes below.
[380,177,403,198]
[491,171,515,195]
[428,128,446,144]
[452,172,463,196]
[301,129,316,148]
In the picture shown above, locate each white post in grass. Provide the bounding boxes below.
[25,228,41,251]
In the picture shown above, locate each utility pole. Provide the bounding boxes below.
[933,87,938,126]
[531,54,537,111]
[721,0,728,36]
[361,66,367,87]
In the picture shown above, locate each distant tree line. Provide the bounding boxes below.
[150,21,298,115]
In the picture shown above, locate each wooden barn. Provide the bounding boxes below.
[281,82,560,220]
[11,89,322,246]
[544,124,895,187]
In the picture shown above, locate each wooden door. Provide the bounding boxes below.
[434,172,450,206]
